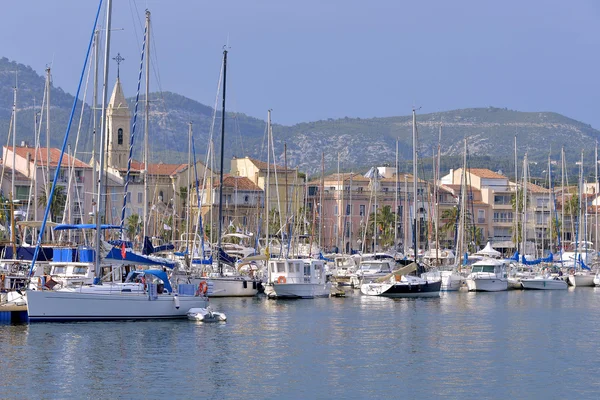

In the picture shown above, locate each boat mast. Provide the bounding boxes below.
[284,143,289,256]
[594,140,598,247]
[412,108,418,261]
[45,67,51,212]
[265,110,271,258]
[404,174,408,255]
[11,82,16,205]
[394,139,399,249]
[216,49,227,276]
[92,28,99,202]
[373,167,378,253]
[94,0,113,279]
[561,147,565,253]
[337,152,341,252]
[142,10,150,242]
[319,152,324,251]
[349,172,353,253]
[435,123,442,265]
[521,153,528,257]
[186,122,193,266]
[514,135,519,253]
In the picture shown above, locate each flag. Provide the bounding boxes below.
[121,242,127,259]
[163,223,172,231]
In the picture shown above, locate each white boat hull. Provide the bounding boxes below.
[440,271,462,291]
[521,278,568,290]
[270,282,332,298]
[507,277,523,290]
[466,278,508,292]
[26,289,207,321]
[567,274,596,287]
[192,277,259,297]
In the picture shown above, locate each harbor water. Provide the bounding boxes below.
[1,288,600,399]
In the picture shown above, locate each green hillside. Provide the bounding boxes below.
[1,57,599,181]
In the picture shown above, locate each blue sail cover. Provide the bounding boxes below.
[319,252,334,262]
[215,247,237,266]
[520,252,554,266]
[109,240,133,248]
[142,236,174,255]
[105,247,176,268]
[191,256,213,265]
[508,251,520,261]
[579,254,591,270]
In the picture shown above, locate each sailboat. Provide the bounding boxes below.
[195,49,260,297]
[361,109,441,297]
[26,3,207,320]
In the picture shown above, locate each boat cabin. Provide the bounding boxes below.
[268,259,327,285]
[357,260,394,276]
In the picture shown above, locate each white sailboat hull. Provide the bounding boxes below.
[441,271,463,291]
[191,277,259,297]
[567,274,595,287]
[270,282,332,298]
[26,289,207,321]
[466,277,508,292]
[521,278,568,290]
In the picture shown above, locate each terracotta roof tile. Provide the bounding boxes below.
[123,160,187,176]
[526,182,549,193]
[7,146,90,169]
[213,175,262,191]
[468,168,507,179]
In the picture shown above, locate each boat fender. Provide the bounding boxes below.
[196,281,208,296]
[277,276,286,284]
[173,295,180,309]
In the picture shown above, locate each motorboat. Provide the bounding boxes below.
[350,259,395,286]
[521,274,568,290]
[264,258,331,298]
[465,258,508,292]
[360,263,441,297]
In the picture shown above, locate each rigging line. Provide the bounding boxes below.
[0,112,14,197]
[29,0,104,277]
[120,20,147,233]
[66,43,95,228]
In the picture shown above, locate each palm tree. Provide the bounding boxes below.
[125,213,142,240]
[37,185,67,222]
[376,205,396,248]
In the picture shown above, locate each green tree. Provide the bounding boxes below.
[37,185,67,222]
[125,213,142,240]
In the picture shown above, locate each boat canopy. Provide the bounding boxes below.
[143,269,173,293]
[17,221,59,228]
[54,224,121,231]
[475,242,501,258]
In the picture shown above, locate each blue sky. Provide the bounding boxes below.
[2,0,600,128]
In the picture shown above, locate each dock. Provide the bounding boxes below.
[0,304,28,323]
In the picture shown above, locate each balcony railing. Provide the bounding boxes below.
[493,218,513,223]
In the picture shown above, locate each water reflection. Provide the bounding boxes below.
[1,290,600,398]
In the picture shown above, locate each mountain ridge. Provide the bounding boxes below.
[1,57,598,178]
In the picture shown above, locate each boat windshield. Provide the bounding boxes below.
[471,265,496,273]
[360,263,380,270]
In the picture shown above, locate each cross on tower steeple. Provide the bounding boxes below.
[113,53,125,79]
